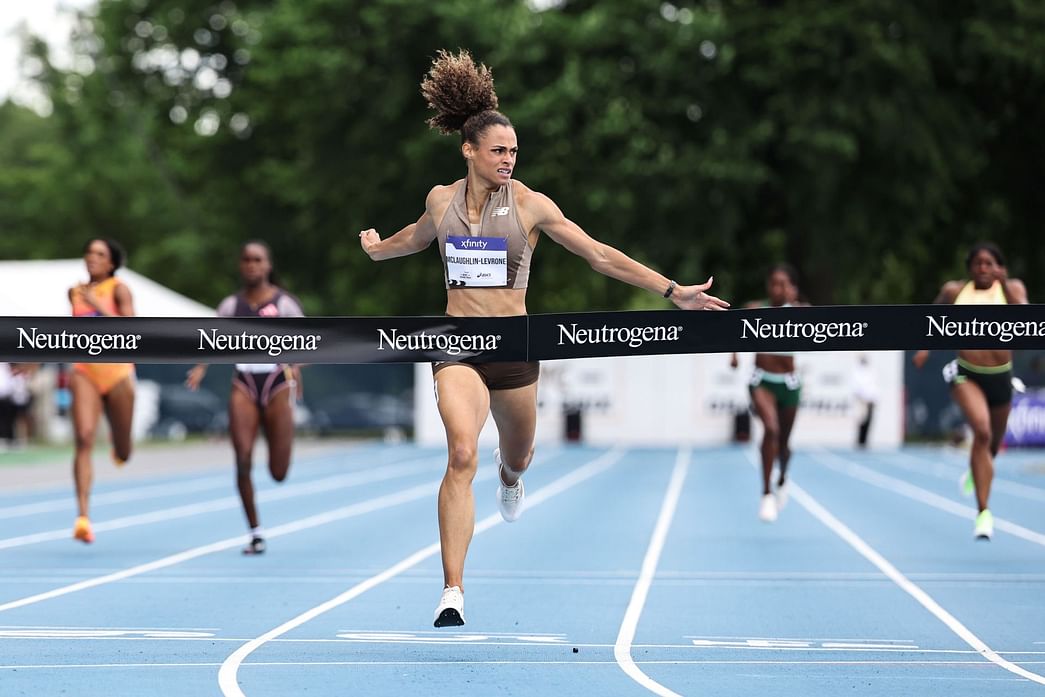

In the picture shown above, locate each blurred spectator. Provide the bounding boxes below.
[853,355,877,448]
[10,364,36,446]
[0,363,14,448]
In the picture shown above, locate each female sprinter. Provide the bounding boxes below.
[69,238,136,543]
[730,264,804,524]
[186,241,304,554]
[358,50,728,626]
[913,242,1028,540]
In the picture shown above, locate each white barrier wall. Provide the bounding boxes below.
[415,351,904,448]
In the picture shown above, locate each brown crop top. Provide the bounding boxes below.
[436,179,533,289]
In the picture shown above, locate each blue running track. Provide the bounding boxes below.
[0,442,1043,696]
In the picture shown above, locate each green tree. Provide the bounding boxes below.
[4,0,1042,312]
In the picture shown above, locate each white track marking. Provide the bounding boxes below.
[9,659,1045,670]
[614,448,690,697]
[881,451,1045,503]
[0,473,460,613]
[0,477,228,519]
[810,449,1045,548]
[0,449,386,520]
[0,457,443,551]
[757,449,1045,686]
[217,448,625,697]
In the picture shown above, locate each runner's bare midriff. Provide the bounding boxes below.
[959,348,1011,368]
[446,288,527,318]
[755,354,795,374]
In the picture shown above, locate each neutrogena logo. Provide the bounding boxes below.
[740,317,867,344]
[376,328,500,356]
[17,327,142,356]
[197,329,321,357]
[557,323,683,348]
[926,315,1045,343]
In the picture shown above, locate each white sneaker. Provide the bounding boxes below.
[758,494,778,523]
[495,448,524,523]
[775,480,789,511]
[433,585,465,627]
[973,509,993,541]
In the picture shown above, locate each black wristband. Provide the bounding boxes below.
[663,280,677,298]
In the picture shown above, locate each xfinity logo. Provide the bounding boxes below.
[557,323,683,348]
[17,327,141,356]
[925,315,1045,343]
[456,239,489,249]
[740,318,867,344]
[197,329,320,357]
[376,328,501,356]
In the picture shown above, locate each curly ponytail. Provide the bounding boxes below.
[421,49,512,144]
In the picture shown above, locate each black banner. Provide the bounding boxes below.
[1,304,1043,363]
[1,316,527,364]
[530,304,1045,359]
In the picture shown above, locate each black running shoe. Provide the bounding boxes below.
[242,536,266,555]
[433,585,465,627]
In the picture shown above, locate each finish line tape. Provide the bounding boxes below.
[2,305,1043,364]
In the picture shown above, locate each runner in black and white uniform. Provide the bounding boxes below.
[186,240,304,554]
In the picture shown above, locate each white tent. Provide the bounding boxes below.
[0,259,214,317]
[0,259,214,443]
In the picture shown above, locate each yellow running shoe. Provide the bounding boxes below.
[111,449,127,468]
[73,516,95,544]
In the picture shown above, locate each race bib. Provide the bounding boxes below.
[445,236,508,287]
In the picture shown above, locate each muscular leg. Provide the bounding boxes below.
[776,405,798,486]
[489,382,538,487]
[103,377,135,462]
[262,388,295,483]
[951,382,993,512]
[229,388,262,529]
[750,387,780,496]
[70,372,102,518]
[988,403,1011,459]
[434,366,491,591]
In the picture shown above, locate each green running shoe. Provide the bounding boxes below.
[959,469,975,498]
[974,509,993,541]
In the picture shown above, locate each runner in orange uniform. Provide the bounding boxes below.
[68,238,136,543]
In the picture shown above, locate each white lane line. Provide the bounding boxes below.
[7,576,970,588]
[0,456,444,551]
[10,569,1038,583]
[7,635,1045,655]
[0,624,219,630]
[614,448,690,697]
[770,459,1045,685]
[879,451,1045,504]
[0,477,229,519]
[217,448,625,697]
[0,474,457,614]
[810,449,1045,548]
[0,449,381,520]
[684,633,914,642]
[9,659,1045,670]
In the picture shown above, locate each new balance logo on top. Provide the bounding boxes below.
[491,207,510,217]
